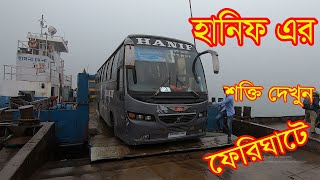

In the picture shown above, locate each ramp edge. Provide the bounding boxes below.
[0,122,55,180]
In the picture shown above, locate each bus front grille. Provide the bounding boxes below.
[159,113,196,124]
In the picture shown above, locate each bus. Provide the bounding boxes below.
[96,34,220,145]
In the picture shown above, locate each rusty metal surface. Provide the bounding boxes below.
[249,119,320,142]
[90,133,236,162]
[0,148,19,171]
[0,122,55,180]
[7,136,32,146]
[30,147,320,180]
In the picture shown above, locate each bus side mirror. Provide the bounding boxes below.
[192,50,220,83]
[210,51,219,74]
[124,38,135,68]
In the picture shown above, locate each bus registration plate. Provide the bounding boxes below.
[168,131,186,138]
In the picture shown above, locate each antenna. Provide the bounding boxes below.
[39,15,47,35]
[188,0,197,50]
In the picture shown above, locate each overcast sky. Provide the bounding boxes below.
[1,0,320,117]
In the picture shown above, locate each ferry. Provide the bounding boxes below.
[0,15,72,107]
[1,16,320,180]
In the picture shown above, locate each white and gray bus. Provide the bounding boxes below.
[96,35,219,145]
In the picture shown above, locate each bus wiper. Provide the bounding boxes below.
[176,77,200,99]
[145,76,170,100]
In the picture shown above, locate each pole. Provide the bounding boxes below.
[40,15,44,35]
[188,0,197,49]
[39,15,47,36]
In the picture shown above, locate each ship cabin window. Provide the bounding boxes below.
[51,87,55,96]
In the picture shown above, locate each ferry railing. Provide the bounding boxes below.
[2,64,60,83]
[27,32,68,47]
[17,40,55,61]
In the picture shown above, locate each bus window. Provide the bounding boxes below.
[97,71,100,83]
[112,51,120,80]
[104,61,110,81]
[100,67,104,83]
[100,66,104,82]
[118,46,124,68]
[107,56,114,80]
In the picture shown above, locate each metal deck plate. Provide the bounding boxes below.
[89,132,237,162]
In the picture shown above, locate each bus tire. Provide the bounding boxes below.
[110,112,114,127]
[110,112,117,136]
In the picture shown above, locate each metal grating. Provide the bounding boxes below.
[159,113,196,124]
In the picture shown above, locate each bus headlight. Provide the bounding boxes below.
[137,115,144,120]
[127,112,155,121]
[145,116,152,121]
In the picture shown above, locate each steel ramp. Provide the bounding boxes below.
[89,132,237,162]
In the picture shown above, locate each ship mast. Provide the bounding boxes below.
[39,15,47,36]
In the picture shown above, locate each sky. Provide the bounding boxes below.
[1,0,320,117]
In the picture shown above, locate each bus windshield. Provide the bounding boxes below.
[127,45,207,93]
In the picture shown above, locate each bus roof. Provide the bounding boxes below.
[127,34,195,47]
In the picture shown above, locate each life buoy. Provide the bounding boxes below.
[28,39,38,48]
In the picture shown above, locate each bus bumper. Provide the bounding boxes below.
[125,117,207,145]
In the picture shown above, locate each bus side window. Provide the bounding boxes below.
[96,72,99,83]
[107,56,114,80]
[112,50,120,80]
[104,62,109,82]
[100,66,104,83]
[118,46,124,68]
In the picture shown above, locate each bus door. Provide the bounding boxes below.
[112,46,125,135]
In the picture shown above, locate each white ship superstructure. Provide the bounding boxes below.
[0,15,72,102]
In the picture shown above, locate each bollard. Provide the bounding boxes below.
[243,106,252,121]
[234,106,242,119]
[18,105,35,120]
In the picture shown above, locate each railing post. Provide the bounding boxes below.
[3,65,5,80]
[10,66,13,80]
